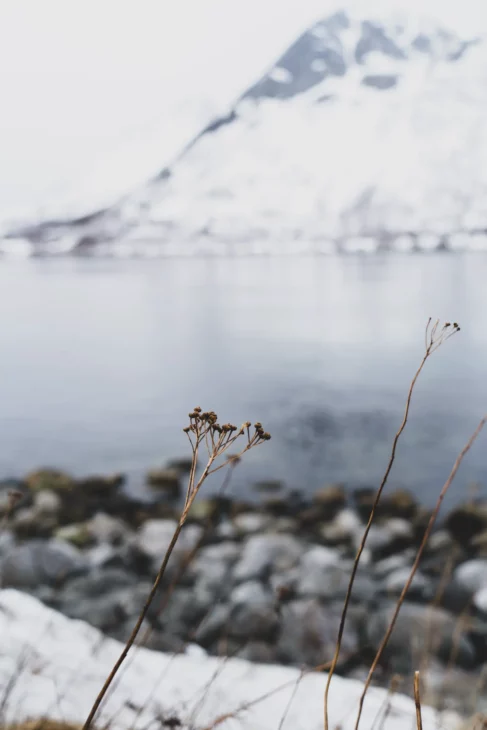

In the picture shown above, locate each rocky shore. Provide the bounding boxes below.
[1,465,487,715]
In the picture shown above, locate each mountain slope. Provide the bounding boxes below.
[4,8,487,255]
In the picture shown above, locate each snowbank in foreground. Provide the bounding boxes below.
[0,590,460,730]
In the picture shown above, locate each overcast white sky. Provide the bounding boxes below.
[0,0,486,222]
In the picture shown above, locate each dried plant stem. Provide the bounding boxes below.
[83,410,270,730]
[419,547,457,676]
[372,675,402,730]
[277,669,305,730]
[324,319,458,730]
[353,416,486,730]
[469,665,487,716]
[82,518,187,730]
[414,672,423,730]
[139,460,238,647]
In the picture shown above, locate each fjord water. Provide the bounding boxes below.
[0,253,486,507]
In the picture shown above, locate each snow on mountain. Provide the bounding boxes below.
[120,10,487,253]
[4,7,487,255]
[0,589,461,730]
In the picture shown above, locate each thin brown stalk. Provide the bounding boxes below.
[277,669,306,730]
[470,666,487,716]
[353,416,486,730]
[140,459,239,646]
[430,599,475,716]
[82,517,187,730]
[187,651,242,729]
[445,605,472,676]
[324,319,459,730]
[419,547,458,677]
[83,410,270,730]
[107,467,239,730]
[370,675,402,730]
[414,672,423,730]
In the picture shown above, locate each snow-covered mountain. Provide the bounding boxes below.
[4,8,487,255]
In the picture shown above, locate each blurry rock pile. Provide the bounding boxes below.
[1,466,487,714]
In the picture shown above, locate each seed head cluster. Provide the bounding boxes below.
[184,407,271,451]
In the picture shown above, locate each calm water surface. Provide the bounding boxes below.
[0,254,486,507]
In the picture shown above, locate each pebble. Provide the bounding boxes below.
[382,567,429,596]
[233,512,272,535]
[230,580,271,605]
[473,586,487,613]
[233,533,303,582]
[33,489,62,516]
[136,519,203,561]
[1,538,87,588]
[321,508,362,544]
[454,559,487,593]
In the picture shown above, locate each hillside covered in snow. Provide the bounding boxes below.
[4,7,487,255]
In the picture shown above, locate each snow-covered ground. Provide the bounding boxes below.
[0,590,462,730]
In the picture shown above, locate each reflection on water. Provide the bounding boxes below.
[0,254,486,506]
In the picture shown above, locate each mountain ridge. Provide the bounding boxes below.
[3,8,487,255]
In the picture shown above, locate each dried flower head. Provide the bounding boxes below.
[425,318,460,354]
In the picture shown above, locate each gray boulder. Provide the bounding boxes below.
[276,598,359,666]
[161,587,214,636]
[87,512,130,544]
[193,604,232,647]
[366,601,476,674]
[320,509,362,545]
[135,519,203,570]
[33,489,62,517]
[186,542,237,603]
[0,531,15,558]
[230,579,272,606]
[233,513,272,535]
[297,547,375,602]
[237,641,277,664]
[296,546,345,599]
[228,600,279,642]
[233,534,303,582]
[373,552,414,579]
[196,541,240,565]
[61,594,127,630]
[61,567,136,599]
[0,538,87,588]
[12,506,57,539]
[226,578,278,642]
[454,559,487,593]
[381,567,430,599]
[61,580,155,633]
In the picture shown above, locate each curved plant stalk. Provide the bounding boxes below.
[324,319,460,730]
[353,416,486,730]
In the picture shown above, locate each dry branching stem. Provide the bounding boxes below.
[323,319,460,730]
[83,409,270,730]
